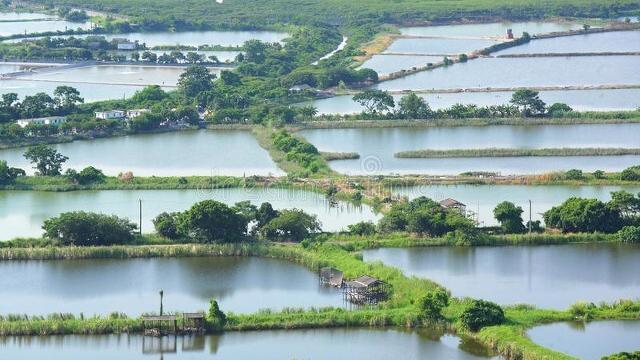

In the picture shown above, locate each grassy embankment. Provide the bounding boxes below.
[0,240,638,359]
[395,148,640,158]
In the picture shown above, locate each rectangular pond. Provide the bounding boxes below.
[299,88,640,114]
[496,30,640,54]
[0,19,92,36]
[360,54,444,76]
[0,188,379,240]
[0,329,497,360]
[0,130,284,177]
[0,78,162,102]
[400,22,582,37]
[18,64,224,87]
[527,320,640,359]
[298,124,640,175]
[362,243,640,309]
[374,56,640,91]
[0,256,343,315]
[388,184,640,226]
[384,38,498,55]
[0,11,56,21]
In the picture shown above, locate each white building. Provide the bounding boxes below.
[126,109,149,119]
[117,42,136,50]
[16,116,66,128]
[95,110,125,120]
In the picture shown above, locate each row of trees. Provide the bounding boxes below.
[349,89,574,120]
[0,86,84,123]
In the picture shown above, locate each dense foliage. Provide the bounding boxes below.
[43,211,137,245]
[493,201,526,234]
[418,289,450,321]
[460,299,505,331]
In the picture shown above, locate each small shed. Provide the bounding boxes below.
[439,198,467,215]
[319,267,344,287]
[142,315,178,336]
[182,313,205,332]
[343,275,389,304]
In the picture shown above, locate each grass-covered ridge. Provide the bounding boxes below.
[395,147,640,159]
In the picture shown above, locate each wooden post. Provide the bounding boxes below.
[159,290,164,316]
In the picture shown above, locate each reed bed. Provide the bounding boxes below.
[395,148,640,158]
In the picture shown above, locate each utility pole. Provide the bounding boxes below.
[528,200,532,234]
[159,290,164,316]
[139,199,143,235]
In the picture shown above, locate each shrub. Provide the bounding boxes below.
[0,160,25,185]
[593,170,605,179]
[206,299,227,331]
[617,226,640,243]
[564,169,584,180]
[460,300,505,331]
[42,211,137,246]
[259,209,321,242]
[419,289,450,321]
[65,166,106,185]
[347,221,377,236]
[153,212,182,239]
[179,200,247,242]
[602,351,640,360]
[620,166,640,181]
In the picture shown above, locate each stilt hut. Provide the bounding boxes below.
[182,313,205,333]
[319,267,344,287]
[142,315,178,336]
[343,275,389,304]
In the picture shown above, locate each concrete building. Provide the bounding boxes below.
[16,116,66,128]
[95,110,126,120]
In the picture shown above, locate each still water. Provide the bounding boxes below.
[0,11,56,21]
[0,19,92,36]
[0,130,284,177]
[528,320,640,359]
[0,328,497,360]
[374,56,640,91]
[496,30,640,54]
[0,188,379,239]
[360,54,444,76]
[298,124,640,175]
[0,257,343,315]
[399,22,582,37]
[362,243,640,309]
[300,88,640,114]
[384,38,498,55]
[389,184,640,226]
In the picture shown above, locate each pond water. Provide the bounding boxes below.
[113,50,240,63]
[528,320,640,359]
[299,88,640,114]
[362,243,640,309]
[0,78,161,102]
[0,329,497,360]
[0,256,344,315]
[360,54,444,75]
[388,184,640,226]
[18,64,223,87]
[9,30,287,47]
[374,56,640,91]
[0,130,284,177]
[0,19,92,36]
[298,124,640,175]
[0,188,379,239]
[400,22,582,37]
[496,30,640,54]
[384,38,498,55]
[0,11,56,21]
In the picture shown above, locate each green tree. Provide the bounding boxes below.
[153,212,182,239]
[547,102,573,117]
[510,89,546,117]
[43,211,137,246]
[53,85,84,114]
[398,92,431,119]
[493,201,526,234]
[419,289,450,321]
[180,200,247,242]
[543,197,623,233]
[609,190,640,220]
[620,165,640,181]
[178,65,216,97]
[352,90,395,114]
[602,351,640,360]
[206,299,227,331]
[24,145,68,176]
[564,169,584,180]
[617,226,640,243]
[259,209,321,242]
[348,221,377,236]
[460,300,505,331]
[0,160,24,184]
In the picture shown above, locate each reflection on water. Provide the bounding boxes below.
[527,320,640,360]
[362,244,640,308]
[0,257,344,315]
[0,328,498,359]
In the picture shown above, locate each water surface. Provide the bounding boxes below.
[0,188,378,239]
[0,329,496,360]
[497,30,640,54]
[0,79,161,102]
[0,257,343,315]
[0,130,284,177]
[360,54,444,75]
[375,56,640,91]
[400,22,582,37]
[0,19,92,36]
[298,125,640,175]
[300,88,640,114]
[389,184,640,226]
[0,11,56,21]
[384,38,498,55]
[528,320,640,359]
[362,244,640,308]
